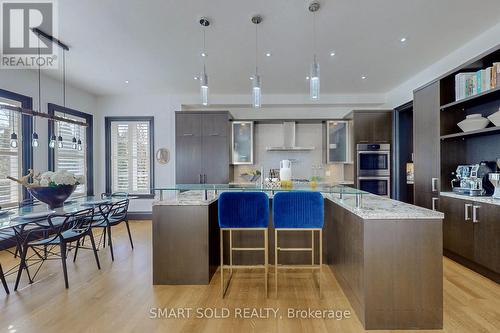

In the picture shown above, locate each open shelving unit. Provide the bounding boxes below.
[439,46,500,191]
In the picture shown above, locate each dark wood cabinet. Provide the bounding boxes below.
[441,195,500,279]
[413,82,440,208]
[175,111,231,184]
[440,196,474,261]
[473,203,500,274]
[352,111,393,144]
[175,113,202,137]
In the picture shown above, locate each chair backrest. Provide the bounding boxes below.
[101,192,129,199]
[218,192,269,228]
[34,208,95,243]
[273,191,324,229]
[98,199,129,223]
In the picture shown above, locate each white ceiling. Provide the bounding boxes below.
[52,0,500,96]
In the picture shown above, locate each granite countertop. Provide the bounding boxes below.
[153,191,217,206]
[440,192,500,206]
[153,189,444,220]
[326,193,444,220]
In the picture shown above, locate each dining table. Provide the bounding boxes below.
[0,195,133,282]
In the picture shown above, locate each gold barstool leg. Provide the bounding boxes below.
[264,229,268,297]
[275,229,278,297]
[229,230,233,276]
[220,229,224,298]
[319,229,323,298]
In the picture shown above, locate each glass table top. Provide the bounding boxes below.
[0,196,129,231]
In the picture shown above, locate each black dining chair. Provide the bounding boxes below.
[0,263,9,294]
[92,199,131,261]
[14,207,100,290]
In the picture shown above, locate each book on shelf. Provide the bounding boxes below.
[455,64,499,101]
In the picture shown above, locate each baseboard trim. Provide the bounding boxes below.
[444,249,500,284]
[127,212,152,220]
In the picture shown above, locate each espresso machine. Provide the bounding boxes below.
[451,161,496,196]
[489,158,500,199]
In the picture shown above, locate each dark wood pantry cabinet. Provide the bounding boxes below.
[413,81,441,209]
[175,111,231,184]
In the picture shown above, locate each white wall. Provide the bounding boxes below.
[385,21,500,108]
[0,69,98,188]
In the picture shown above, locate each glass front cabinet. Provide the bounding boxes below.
[325,120,351,164]
[231,121,254,165]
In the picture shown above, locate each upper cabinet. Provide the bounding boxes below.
[325,120,351,164]
[352,111,393,144]
[231,121,254,165]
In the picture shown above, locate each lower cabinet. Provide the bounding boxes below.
[440,195,500,275]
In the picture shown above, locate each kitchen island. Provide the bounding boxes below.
[152,185,444,330]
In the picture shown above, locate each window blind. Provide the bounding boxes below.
[110,121,150,194]
[54,112,87,197]
[0,98,22,207]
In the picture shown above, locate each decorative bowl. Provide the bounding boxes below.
[27,185,76,209]
[487,110,500,127]
[457,116,490,132]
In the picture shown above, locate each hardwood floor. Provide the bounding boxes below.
[0,221,499,333]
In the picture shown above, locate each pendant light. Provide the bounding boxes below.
[199,17,210,106]
[308,2,320,100]
[10,111,18,148]
[32,33,42,148]
[71,124,77,149]
[77,125,82,151]
[57,49,67,149]
[251,15,262,108]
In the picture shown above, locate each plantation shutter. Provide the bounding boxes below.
[54,112,87,197]
[0,98,22,207]
[110,121,150,194]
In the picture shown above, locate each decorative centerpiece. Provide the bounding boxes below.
[8,169,84,209]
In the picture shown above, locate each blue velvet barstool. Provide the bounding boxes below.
[218,192,269,298]
[273,191,324,297]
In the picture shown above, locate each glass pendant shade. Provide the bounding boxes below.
[310,55,320,100]
[77,139,82,151]
[200,70,209,106]
[72,137,77,149]
[49,134,57,148]
[252,74,261,108]
[32,132,39,147]
[10,132,18,148]
[57,135,63,148]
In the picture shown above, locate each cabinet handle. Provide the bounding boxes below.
[464,204,472,221]
[432,197,439,211]
[431,178,439,192]
[203,174,207,184]
[183,133,194,136]
[209,133,219,136]
[472,205,480,223]
[199,174,202,184]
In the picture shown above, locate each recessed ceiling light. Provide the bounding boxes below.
[250,76,254,80]
[201,52,207,57]
[125,80,129,84]
[361,76,367,80]
[306,76,310,80]
[194,76,199,80]
[400,37,407,43]
[265,52,271,57]
[329,52,335,57]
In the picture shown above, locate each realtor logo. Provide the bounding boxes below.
[1,0,58,69]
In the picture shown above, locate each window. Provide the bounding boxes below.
[0,97,22,207]
[105,117,154,197]
[54,112,87,197]
[48,104,93,197]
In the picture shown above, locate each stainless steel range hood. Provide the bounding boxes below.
[265,121,315,151]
